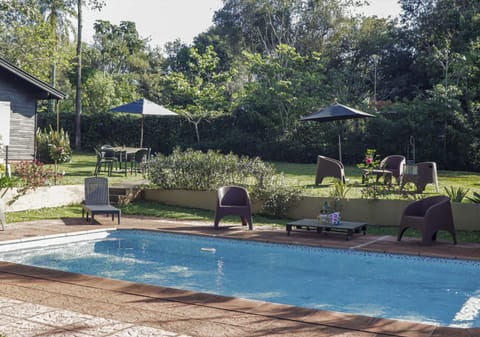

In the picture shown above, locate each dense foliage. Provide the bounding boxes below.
[13,160,59,189]
[3,0,480,171]
[36,126,72,164]
[148,148,301,217]
[148,147,271,191]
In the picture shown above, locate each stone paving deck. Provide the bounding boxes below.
[0,216,478,337]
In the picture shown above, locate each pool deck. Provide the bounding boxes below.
[0,216,479,337]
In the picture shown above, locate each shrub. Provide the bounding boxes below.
[467,191,480,203]
[443,186,470,203]
[0,175,16,197]
[36,126,72,164]
[329,180,351,200]
[14,160,59,190]
[357,149,386,200]
[149,147,276,191]
[357,148,381,170]
[148,147,301,217]
[251,173,301,218]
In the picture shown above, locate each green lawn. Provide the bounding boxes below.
[56,152,148,185]
[7,152,302,226]
[5,152,479,243]
[55,153,480,201]
[6,201,480,243]
[273,161,480,200]
[7,153,472,242]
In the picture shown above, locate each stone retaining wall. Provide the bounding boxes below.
[2,185,84,212]
[2,186,479,232]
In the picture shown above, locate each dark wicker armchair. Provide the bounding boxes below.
[315,155,346,185]
[214,186,253,230]
[415,162,439,192]
[379,155,406,185]
[397,196,456,245]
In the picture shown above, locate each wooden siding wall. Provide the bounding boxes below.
[0,72,38,161]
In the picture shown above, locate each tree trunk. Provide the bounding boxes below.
[48,63,56,116]
[74,0,83,150]
[194,122,201,143]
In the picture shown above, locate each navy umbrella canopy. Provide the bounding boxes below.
[110,98,178,147]
[300,104,374,162]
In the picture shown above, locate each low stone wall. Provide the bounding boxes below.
[2,186,478,232]
[2,185,84,212]
[144,189,480,231]
[144,189,217,210]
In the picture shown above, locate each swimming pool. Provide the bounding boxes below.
[0,229,478,328]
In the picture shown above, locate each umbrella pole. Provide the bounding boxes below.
[140,115,144,148]
[338,134,342,162]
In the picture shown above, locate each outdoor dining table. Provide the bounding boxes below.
[111,147,146,176]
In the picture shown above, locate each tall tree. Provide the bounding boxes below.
[242,44,328,137]
[92,20,148,74]
[39,0,76,87]
[39,0,76,118]
[213,0,366,55]
[162,46,235,142]
[74,0,104,150]
[74,0,83,150]
[325,16,405,105]
[399,0,480,91]
[0,0,72,80]
[81,19,157,113]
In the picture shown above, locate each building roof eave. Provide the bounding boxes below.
[0,56,66,100]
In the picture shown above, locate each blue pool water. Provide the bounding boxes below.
[0,229,478,328]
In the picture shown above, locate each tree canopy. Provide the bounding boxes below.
[2,0,480,170]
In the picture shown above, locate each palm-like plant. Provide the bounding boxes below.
[443,186,470,203]
[39,0,76,46]
[467,191,480,204]
[39,0,76,116]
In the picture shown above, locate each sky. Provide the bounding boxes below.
[84,0,402,49]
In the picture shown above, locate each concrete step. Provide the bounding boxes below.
[109,186,144,205]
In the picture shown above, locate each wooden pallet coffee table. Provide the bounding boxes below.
[285,218,367,240]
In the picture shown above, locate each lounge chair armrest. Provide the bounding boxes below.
[424,200,452,221]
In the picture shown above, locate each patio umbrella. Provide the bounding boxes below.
[300,103,374,162]
[110,98,178,147]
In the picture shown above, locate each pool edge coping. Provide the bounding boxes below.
[0,226,478,336]
[0,260,449,337]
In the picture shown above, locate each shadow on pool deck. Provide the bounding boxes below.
[0,216,478,337]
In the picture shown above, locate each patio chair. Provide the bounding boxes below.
[415,162,439,192]
[94,148,114,176]
[101,145,120,171]
[364,155,405,185]
[315,155,346,185]
[397,195,456,245]
[214,186,253,230]
[129,148,150,174]
[82,177,121,224]
[379,155,405,184]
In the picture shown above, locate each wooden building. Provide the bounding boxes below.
[0,56,66,162]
